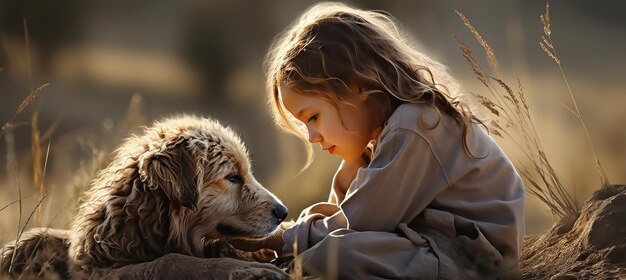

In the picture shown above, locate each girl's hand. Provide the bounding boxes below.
[262,233,285,253]
[229,221,293,254]
[229,234,283,252]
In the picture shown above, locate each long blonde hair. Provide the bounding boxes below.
[266,2,484,168]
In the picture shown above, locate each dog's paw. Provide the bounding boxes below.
[228,263,288,280]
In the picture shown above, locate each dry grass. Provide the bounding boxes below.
[538,3,610,187]
[0,96,142,278]
[453,8,577,219]
[452,3,610,220]
[0,18,147,277]
[0,18,54,278]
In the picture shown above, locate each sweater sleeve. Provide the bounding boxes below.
[341,128,451,232]
[282,128,450,255]
[281,164,349,256]
[281,202,348,256]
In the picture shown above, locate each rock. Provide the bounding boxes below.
[521,185,626,279]
[549,274,577,280]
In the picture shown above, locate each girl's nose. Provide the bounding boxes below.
[308,130,323,143]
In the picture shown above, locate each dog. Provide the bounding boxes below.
[1,115,289,279]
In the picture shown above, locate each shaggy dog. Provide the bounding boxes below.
[1,116,289,279]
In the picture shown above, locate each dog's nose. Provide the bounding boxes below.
[272,204,288,223]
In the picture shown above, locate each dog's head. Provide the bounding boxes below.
[135,116,288,245]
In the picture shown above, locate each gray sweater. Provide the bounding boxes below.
[282,102,525,279]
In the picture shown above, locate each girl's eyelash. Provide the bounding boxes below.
[307,114,318,123]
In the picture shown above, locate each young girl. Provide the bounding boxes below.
[254,2,524,279]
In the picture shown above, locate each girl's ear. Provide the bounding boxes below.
[138,137,206,209]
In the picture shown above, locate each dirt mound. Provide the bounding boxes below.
[521,184,626,279]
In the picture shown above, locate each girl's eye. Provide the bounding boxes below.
[225,174,244,185]
[307,114,318,123]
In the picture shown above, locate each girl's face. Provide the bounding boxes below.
[279,85,375,162]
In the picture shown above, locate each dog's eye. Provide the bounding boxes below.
[225,174,244,185]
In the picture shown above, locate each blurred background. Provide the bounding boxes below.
[0,0,624,242]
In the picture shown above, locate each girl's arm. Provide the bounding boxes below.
[340,128,450,232]
[283,128,450,255]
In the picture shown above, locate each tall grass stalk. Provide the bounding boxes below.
[291,237,303,279]
[22,18,46,226]
[0,245,4,280]
[8,167,23,274]
[0,194,35,214]
[8,191,49,274]
[453,9,579,219]
[0,20,57,280]
[539,3,610,187]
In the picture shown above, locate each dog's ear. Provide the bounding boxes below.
[138,136,207,209]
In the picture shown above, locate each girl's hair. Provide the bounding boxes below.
[265,2,485,168]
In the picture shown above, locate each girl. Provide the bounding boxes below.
[253,2,524,279]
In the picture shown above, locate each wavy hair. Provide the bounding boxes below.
[266,2,485,168]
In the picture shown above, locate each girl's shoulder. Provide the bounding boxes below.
[379,102,492,155]
[382,102,447,135]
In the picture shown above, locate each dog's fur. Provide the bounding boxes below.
[1,116,288,279]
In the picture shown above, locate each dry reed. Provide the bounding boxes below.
[291,237,303,279]
[538,3,610,187]
[8,193,49,274]
[22,18,47,227]
[0,194,35,214]
[0,83,49,139]
[1,18,62,276]
[7,166,22,275]
[455,10,499,74]
[453,8,579,219]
